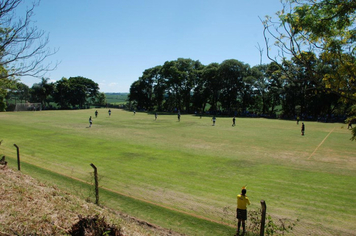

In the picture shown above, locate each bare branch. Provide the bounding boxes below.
[0,0,58,79]
[255,43,264,65]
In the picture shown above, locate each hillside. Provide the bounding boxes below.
[0,167,184,236]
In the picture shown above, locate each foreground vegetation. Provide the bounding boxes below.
[1,109,355,235]
[0,167,183,235]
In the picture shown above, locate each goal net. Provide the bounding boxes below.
[14,103,42,112]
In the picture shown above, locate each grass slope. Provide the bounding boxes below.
[1,109,355,235]
[0,166,186,236]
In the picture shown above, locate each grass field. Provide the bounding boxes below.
[1,109,355,235]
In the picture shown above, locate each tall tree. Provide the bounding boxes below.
[160,60,181,111]
[161,58,202,112]
[151,66,165,111]
[67,76,99,108]
[250,65,269,114]
[265,62,283,116]
[95,92,107,106]
[218,59,249,113]
[0,65,15,111]
[262,0,356,101]
[30,78,54,107]
[128,66,163,111]
[263,0,356,138]
[200,63,221,112]
[53,77,71,109]
[7,81,30,104]
[52,76,99,109]
[175,58,203,112]
[241,74,259,114]
[129,80,144,110]
[129,71,154,110]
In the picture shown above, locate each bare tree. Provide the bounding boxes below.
[0,0,57,79]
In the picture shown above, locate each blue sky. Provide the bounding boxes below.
[18,0,283,92]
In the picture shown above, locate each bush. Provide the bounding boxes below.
[248,209,298,236]
[69,215,123,236]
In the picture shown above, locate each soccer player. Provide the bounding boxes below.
[212,116,216,126]
[232,116,236,126]
[95,110,98,118]
[301,123,305,136]
[108,109,111,117]
[89,116,92,127]
[236,186,250,236]
[155,112,157,120]
[178,113,181,122]
[348,121,353,129]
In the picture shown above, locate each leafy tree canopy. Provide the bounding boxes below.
[263,0,356,101]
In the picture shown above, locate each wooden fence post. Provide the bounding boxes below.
[260,200,267,236]
[90,163,99,205]
[13,144,20,171]
[0,141,6,168]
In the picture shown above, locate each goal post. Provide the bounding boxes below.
[14,103,42,112]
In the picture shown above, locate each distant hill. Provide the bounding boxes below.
[105,93,128,105]
[105,93,129,95]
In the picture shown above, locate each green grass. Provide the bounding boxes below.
[1,109,355,235]
[4,157,233,235]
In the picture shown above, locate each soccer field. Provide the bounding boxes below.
[1,109,355,235]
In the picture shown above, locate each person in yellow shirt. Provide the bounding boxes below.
[236,187,250,236]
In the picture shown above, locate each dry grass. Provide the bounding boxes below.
[0,167,184,236]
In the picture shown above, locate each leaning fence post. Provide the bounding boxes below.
[90,163,99,205]
[13,144,20,171]
[260,200,267,236]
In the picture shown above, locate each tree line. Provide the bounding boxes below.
[0,1,106,111]
[129,0,355,128]
[6,77,106,110]
[128,57,351,121]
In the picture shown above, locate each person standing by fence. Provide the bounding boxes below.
[236,186,250,236]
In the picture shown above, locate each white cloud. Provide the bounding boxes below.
[109,83,118,87]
